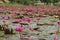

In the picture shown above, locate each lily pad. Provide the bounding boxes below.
[51,20,57,22]
[0,31,4,37]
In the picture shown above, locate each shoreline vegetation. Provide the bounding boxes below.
[0,3,24,6]
[0,3,60,8]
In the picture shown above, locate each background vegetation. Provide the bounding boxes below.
[8,0,60,5]
[0,0,60,6]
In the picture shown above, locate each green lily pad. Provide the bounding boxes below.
[0,31,4,37]
[51,20,57,22]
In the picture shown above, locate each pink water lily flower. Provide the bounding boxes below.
[20,11,24,14]
[2,19,6,23]
[19,19,23,23]
[0,15,5,19]
[23,18,31,23]
[27,12,32,15]
[2,16,5,19]
[30,28,34,31]
[36,17,41,21]
[10,13,16,17]
[16,19,22,23]
[16,27,24,32]
[54,36,59,40]
[13,19,22,24]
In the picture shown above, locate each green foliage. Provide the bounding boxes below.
[8,0,60,5]
[53,0,59,3]
[8,0,37,5]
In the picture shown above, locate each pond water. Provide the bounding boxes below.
[0,16,60,40]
